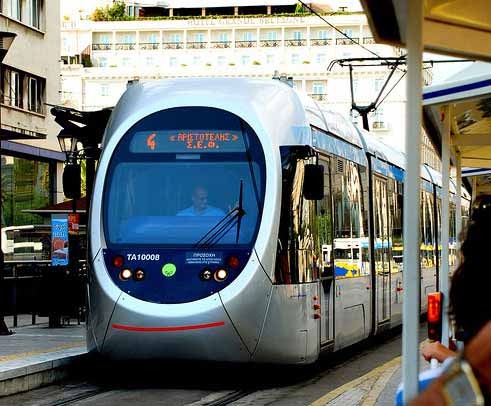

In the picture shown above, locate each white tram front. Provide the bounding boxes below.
[87,77,469,363]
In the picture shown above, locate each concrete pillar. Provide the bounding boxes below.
[202,8,206,16]
[169,8,173,17]
[234,6,239,16]
[267,5,271,14]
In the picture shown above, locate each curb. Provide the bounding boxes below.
[0,346,88,397]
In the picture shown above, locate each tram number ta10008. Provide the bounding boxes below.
[126,253,161,261]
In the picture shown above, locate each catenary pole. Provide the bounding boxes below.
[402,0,423,402]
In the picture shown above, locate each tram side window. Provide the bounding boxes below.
[316,158,333,279]
[275,146,318,285]
[390,180,403,269]
[420,188,436,270]
[332,158,368,278]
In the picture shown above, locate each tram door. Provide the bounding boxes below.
[374,176,391,325]
[318,157,334,345]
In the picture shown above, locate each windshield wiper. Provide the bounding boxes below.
[194,180,246,248]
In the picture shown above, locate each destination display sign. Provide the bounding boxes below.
[130,130,245,153]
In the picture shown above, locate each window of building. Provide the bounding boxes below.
[9,70,22,108]
[99,57,108,67]
[195,33,205,42]
[291,53,300,64]
[374,78,384,92]
[170,33,181,43]
[28,76,43,113]
[146,57,154,66]
[123,34,134,44]
[1,155,53,228]
[266,31,277,40]
[100,34,110,44]
[316,53,326,64]
[218,32,228,42]
[122,57,131,66]
[243,31,254,41]
[266,54,274,64]
[342,29,353,38]
[148,33,158,44]
[6,0,21,20]
[312,82,324,95]
[293,31,303,40]
[318,30,329,39]
[241,55,250,65]
[193,56,201,65]
[2,66,44,113]
[29,0,41,29]
[217,56,226,66]
[169,56,177,66]
[352,78,359,95]
[101,84,109,97]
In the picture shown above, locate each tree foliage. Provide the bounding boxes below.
[91,1,127,21]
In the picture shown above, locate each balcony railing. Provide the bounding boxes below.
[310,93,328,101]
[286,39,307,47]
[363,37,375,44]
[210,41,231,49]
[260,39,280,47]
[311,38,331,46]
[115,43,136,50]
[187,41,207,49]
[92,43,112,51]
[235,40,256,48]
[336,38,360,45]
[140,42,159,50]
[162,42,183,49]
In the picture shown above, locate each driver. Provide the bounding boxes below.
[177,186,225,217]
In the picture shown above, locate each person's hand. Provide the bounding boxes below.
[421,340,456,363]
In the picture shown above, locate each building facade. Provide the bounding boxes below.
[1,0,63,229]
[60,5,438,162]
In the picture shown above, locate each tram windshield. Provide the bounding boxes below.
[103,107,266,247]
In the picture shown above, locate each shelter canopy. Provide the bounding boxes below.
[423,63,491,168]
[361,0,491,61]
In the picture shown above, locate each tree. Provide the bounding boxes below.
[91,1,126,21]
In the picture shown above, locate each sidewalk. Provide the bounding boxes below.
[0,316,87,397]
[310,353,431,405]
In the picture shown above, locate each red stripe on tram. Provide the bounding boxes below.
[111,321,225,332]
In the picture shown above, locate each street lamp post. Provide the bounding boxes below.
[0,31,16,336]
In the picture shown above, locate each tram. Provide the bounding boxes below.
[87,77,470,363]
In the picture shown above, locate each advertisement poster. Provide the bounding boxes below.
[68,213,80,235]
[51,214,69,266]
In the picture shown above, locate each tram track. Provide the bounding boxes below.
[41,387,255,406]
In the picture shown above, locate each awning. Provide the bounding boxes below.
[23,197,87,215]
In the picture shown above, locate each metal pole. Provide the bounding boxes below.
[440,105,450,348]
[402,0,423,402]
[455,152,462,251]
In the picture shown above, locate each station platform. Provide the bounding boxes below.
[0,315,87,397]
[310,349,430,405]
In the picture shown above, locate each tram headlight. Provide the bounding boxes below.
[112,255,125,268]
[214,268,228,282]
[120,268,132,280]
[134,269,145,281]
[200,269,212,281]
